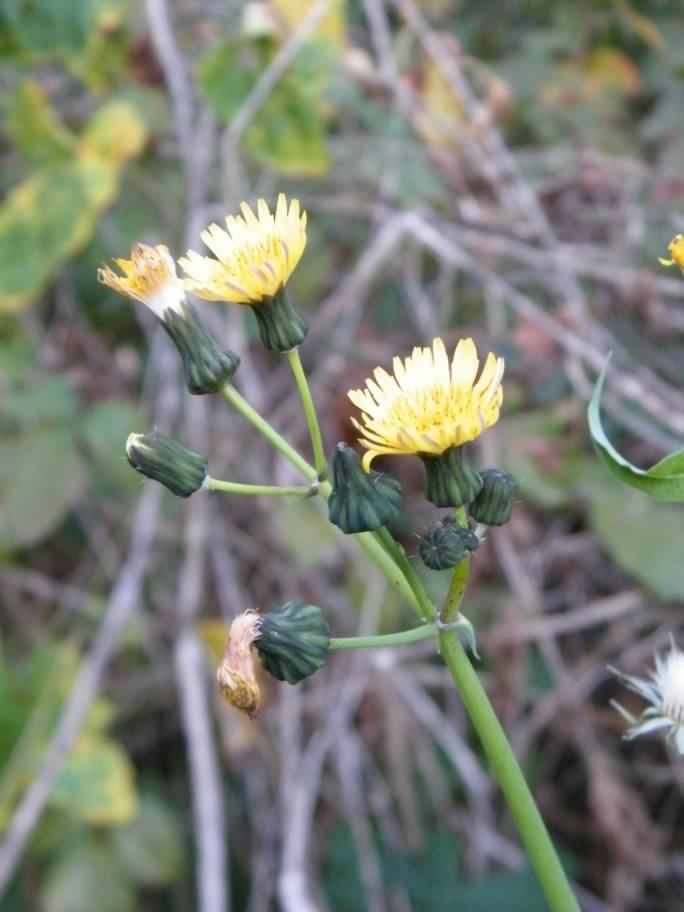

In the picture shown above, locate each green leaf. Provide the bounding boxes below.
[197,41,256,121]
[51,734,138,826]
[588,355,684,501]
[584,470,684,600]
[41,843,135,912]
[0,0,117,58]
[112,792,183,886]
[79,400,145,495]
[0,428,87,548]
[0,375,78,433]
[198,38,331,175]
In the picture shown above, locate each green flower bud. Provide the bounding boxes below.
[251,288,308,353]
[419,520,479,570]
[126,432,207,497]
[162,303,240,394]
[420,446,482,508]
[328,443,402,534]
[255,601,330,684]
[469,469,516,526]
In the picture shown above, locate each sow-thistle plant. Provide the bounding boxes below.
[100,195,580,912]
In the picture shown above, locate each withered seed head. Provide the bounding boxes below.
[216,610,263,718]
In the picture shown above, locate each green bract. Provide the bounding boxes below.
[162,304,240,394]
[420,446,482,508]
[328,443,402,534]
[469,469,516,526]
[419,521,479,571]
[126,432,207,498]
[256,601,330,684]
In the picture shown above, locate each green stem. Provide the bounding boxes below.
[439,631,579,912]
[221,383,316,481]
[443,557,471,623]
[375,527,432,622]
[286,348,328,479]
[206,477,313,497]
[330,624,438,651]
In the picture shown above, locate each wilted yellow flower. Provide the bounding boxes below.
[179,194,307,304]
[348,337,504,472]
[658,234,684,272]
[98,243,185,320]
[216,611,263,718]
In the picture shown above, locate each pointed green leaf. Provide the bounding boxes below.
[587,355,684,501]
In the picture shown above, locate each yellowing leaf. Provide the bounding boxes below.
[77,100,147,164]
[0,159,117,312]
[271,0,346,48]
[52,733,138,825]
[7,80,76,166]
[583,48,640,97]
[414,60,465,149]
[542,48,640,109]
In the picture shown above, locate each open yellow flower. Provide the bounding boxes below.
[658,234,684,272]
[349,337,504,472]
[98,243,184,320]
[179,194,307,304]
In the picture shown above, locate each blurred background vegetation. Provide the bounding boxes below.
[1,0,684,910]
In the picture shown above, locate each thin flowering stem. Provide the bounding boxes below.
[438,632,579,912]
[329,624,438,650]
[437,555,579,912]
[286,347,328,479]
[206,477,314,497]
[220,382,316,481]
[374,527,432,622]
[443,557,470,623]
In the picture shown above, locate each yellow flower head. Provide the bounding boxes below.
[348,337,504,472]
[179,194,307,304]
[658,234,684,272]
[98,243,185,320]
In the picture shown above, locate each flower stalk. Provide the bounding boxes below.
[206,477,314,497]
[286,347,327,479]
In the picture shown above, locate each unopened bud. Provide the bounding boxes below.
[419,520,479,570]
[256,601,330,684]
[469,468,516,526]
[126,432,207,497]
[328,443,402,534]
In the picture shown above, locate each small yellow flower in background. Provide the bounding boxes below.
[98,243,185,320]
[658,234,684,272]
[610,638,684,755]
[180,194,307,304]
[216,610,263,718]
[348,337,504,472]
